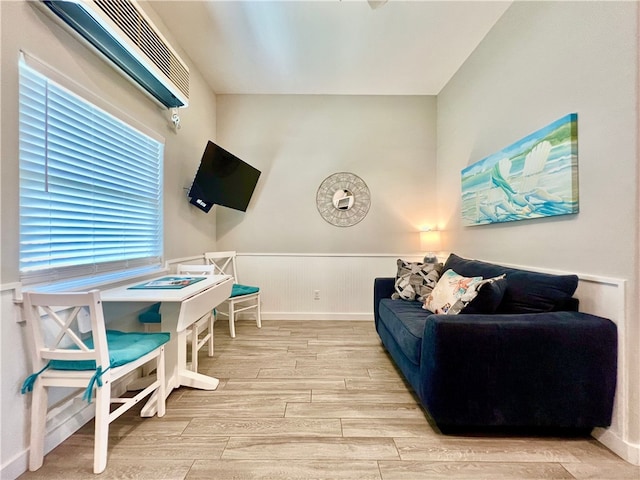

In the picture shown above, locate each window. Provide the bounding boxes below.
[19,61,163,285]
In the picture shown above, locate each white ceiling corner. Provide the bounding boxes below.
[149,0,512,96]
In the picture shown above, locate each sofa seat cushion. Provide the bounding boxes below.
[378,298,428,366]
[443,254,578,314]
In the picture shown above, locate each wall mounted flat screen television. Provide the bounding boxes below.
[188,141,261,213]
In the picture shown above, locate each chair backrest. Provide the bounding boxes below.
[176,264,218,276]
[204,251,239,283]
[22,290,109,371]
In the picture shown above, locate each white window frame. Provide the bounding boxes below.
[18,54,164,287]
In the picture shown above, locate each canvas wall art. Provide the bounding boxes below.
[461,113,578,226]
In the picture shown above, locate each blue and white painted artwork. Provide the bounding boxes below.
[461,113,579,226]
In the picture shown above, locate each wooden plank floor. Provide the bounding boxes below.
[19,320,639,479]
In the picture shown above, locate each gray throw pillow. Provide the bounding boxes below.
[392,259,443,302]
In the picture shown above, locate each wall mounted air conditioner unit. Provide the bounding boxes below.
[37,0,189,108]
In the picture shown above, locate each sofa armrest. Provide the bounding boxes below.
[374,277,396,326]
[420,311,617,428]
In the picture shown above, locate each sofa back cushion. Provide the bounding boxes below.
[462,275,508,314]
[442,254,579,314]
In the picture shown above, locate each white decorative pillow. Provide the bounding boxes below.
[423,269,485,315]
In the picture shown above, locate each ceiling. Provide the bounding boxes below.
[149,1,512,96]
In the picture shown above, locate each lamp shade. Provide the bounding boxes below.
[420,230,442,252]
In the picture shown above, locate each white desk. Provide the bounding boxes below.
[101,274,232,415]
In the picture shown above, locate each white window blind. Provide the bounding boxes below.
[19,61,164,285]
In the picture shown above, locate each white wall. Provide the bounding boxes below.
[0,1,219,476]
[0,1,219,284]
[215,95,438,254]
[436,0,639,462]
[236,253,425,321]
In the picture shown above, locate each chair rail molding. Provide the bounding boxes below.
[2,282,24,323]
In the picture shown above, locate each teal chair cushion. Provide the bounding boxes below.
[138,311,161,324]
[231,284,259,297]
[138,302,161,324]
[49,330,170,370]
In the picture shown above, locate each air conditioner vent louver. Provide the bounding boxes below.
[38,0,189,109]
[94,0,189,99]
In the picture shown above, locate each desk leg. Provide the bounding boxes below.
[140,390,158,417]
[140,301,220,416]
[174,317,219,389]
[159,302,181,390]
[178,370,219,390]
[175,327,188,389]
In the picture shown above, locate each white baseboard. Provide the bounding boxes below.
[593,427,640,466]
[1,450,28,480]
[1,371,138,480]
[1,396,95,480]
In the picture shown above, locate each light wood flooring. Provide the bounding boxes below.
[19,319,639,480]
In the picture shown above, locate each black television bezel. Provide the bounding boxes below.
[188,141,261,213]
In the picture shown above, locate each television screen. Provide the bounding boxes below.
[188,141,261,213]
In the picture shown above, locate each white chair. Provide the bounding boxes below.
[204,251,261,338]
[21,290,168,474]
[137,264,217,373]
[176,264,217,373]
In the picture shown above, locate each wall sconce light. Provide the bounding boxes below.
[420,228,442,264]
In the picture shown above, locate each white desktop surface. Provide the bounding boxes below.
[101,274,230,304]
[101,274,233,415]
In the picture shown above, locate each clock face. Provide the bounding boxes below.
[316,172,371,227]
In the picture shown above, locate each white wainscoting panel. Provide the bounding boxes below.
[236,253,423,321]
[575,275,627,448]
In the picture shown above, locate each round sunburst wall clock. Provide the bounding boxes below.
[316,172,371,227]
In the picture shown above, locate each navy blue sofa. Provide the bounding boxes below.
[374,253,617,431]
